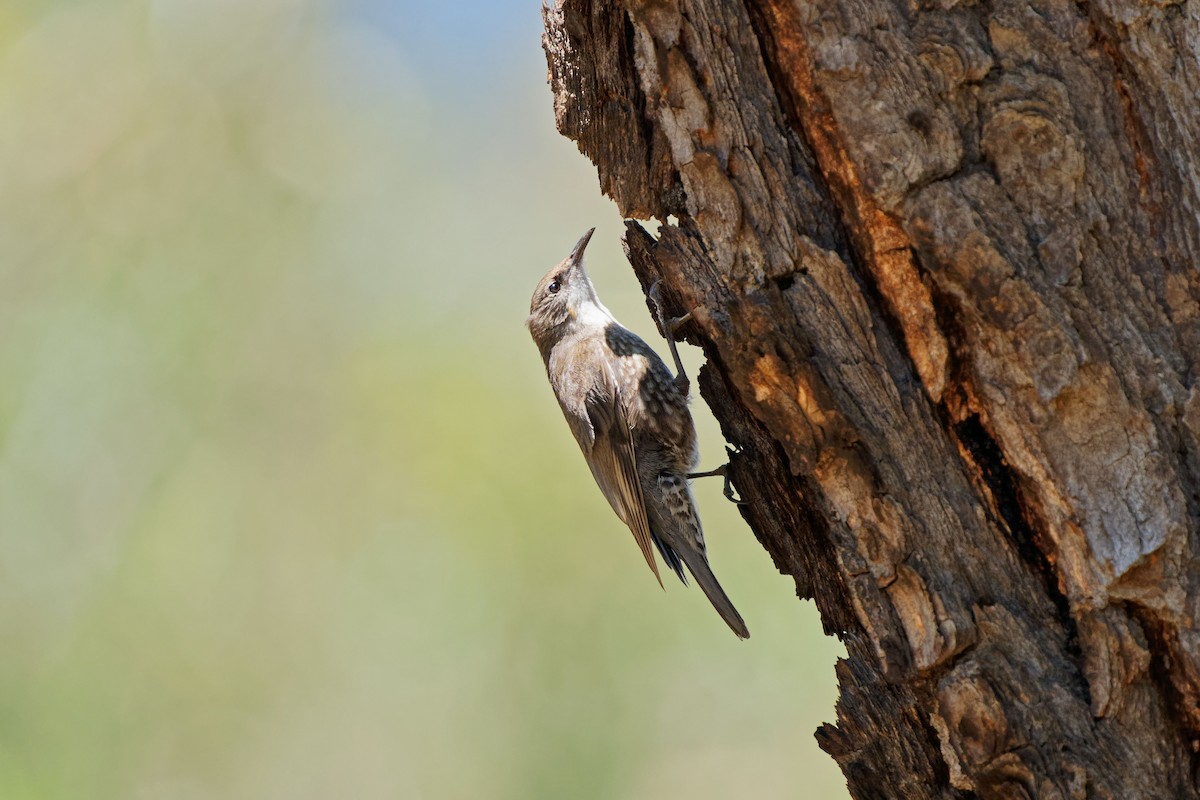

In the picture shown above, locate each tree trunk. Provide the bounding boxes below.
[542,0,1200,797]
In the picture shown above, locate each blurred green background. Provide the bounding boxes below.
[0,1,847,797]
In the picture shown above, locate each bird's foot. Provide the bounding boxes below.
[648,280,693,393]
[687,463,745,505]
[648,280,693,337]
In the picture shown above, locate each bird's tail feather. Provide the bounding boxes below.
[652,533,687,584]
[680,549,749,639]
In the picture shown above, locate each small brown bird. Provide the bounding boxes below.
[526,228,749,639]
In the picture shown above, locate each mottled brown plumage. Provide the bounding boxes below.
[526,228,749,639]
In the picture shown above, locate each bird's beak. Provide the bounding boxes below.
[567,227,595,268]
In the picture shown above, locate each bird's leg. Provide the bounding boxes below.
[687,463,745,505]
[648,280,692,393]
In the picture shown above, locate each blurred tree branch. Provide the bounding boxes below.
[543,0,1200,796]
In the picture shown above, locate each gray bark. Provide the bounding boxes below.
[544,0,1200,797]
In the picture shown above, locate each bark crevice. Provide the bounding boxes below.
[950,412,1090,705]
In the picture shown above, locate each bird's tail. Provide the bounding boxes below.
[679,549,750,639]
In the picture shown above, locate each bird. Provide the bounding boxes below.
[526,227,749,639]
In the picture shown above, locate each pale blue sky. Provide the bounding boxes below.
[339,0,543,90]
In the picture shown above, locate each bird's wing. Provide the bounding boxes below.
[585,365,663,587]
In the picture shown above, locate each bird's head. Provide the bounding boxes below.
[526,227,609,350]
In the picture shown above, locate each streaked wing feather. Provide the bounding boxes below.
[586,370,662,587]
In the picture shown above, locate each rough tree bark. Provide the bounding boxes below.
[543,0,1200,797]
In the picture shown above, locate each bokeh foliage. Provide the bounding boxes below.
[0,1,847,797]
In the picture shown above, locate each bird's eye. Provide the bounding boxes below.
[548,278,561,294]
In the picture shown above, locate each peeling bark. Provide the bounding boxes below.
[544,0,1200,797]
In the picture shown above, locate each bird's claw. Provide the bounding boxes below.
[688,463,746,505]
[648,280,693,338]
[647,280,692,393]
[648,280,669,337]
